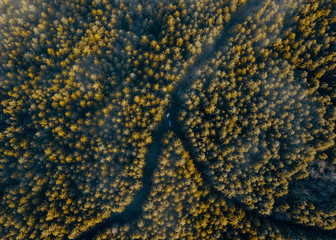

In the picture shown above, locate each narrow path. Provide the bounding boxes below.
[70,123,166,240]
[171,98,336,239]
[67,0,335,239]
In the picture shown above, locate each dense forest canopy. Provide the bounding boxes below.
[0,0,335,239]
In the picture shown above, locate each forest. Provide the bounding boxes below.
[0,0,335,239]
